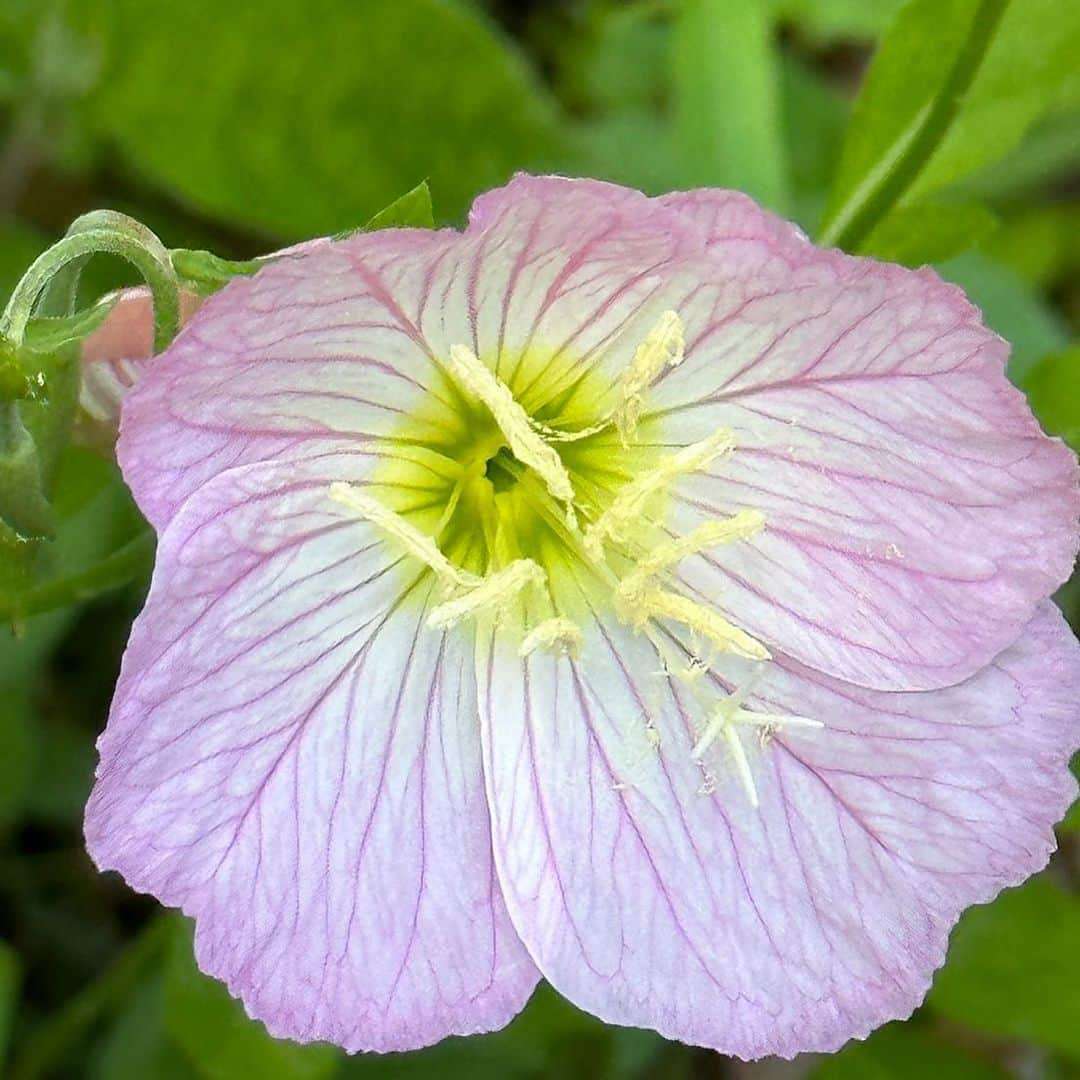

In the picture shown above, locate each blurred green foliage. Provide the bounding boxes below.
[1,0,1079,1076]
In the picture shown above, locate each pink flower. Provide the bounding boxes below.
[85,176,1080,1057]
[78,286,205,445]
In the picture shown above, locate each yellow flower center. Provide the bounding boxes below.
[331,311,818,803]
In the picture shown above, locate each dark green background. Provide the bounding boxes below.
[2,1,1079,1077]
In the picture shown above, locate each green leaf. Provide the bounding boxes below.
[861,199,998,265]
[957,109,1080,201]
[811,1021,1010,1080]
[22,295,118,355]
[91,974,198,1080]
[909,0,1080,199]
[936,252,1071,383]
[929,877,1080,1058]
[0,401,56,537]
[0,940,19,1069]
[822,0,1080,248]
[773,0,906,42]
[169,250,262,297]
[361,180,435,232]
[163,919,340,1080]
[982,202,1080,287]
[672,0,789,211]
[819,0,1010,250]
[1023,345,1080,450]
[79,0,565,235]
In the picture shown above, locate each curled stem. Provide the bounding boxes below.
[0,211,180,352]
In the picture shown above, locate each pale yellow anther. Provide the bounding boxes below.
[427,558,546,631]
[615,310,684,444]
[519,617,584,659]
[584,429,736,560]
[615,581,770,662]
[329,482,474,590]
[690,687,822,807]
[530,417,608,443]
[633,510,766,580]
[448,344,578,518]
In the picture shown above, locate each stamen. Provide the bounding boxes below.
[690,686,822,807]
[584,429,736,560]
[615,310,684,444]
[615,581,770,662]
[329,482,474,590]
[519,617,584,659]
[448,345,578,519]
[633,510,766,580]
[428,558,546,630]
[723,723,758,807]
[530,417,608,443]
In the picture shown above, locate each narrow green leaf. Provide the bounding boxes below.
[812,1021,1010,1080]
[362,180,435,232]
[163,919,339,1080]
[1023,345,1080,450]
[819,0,1009,250]
[672,0,789,211]
[929,877,1080,1059]
[822,0,1080,249]
[861,199,998,265]
[909,0,1080,199]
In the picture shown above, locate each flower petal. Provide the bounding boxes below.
[120,177,703,531]
[118,230,459,530]
[648,235,1079,689]
[86,458,538,1051]
[479,597,1080,1058]
[657,188,814,275]
[79,286,205,444]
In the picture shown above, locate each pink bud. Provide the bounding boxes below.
[78,286,203,447]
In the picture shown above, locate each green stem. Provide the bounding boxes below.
[0,211,180,352]
[7,918,169,1080]
[1,531,155,623]
[818,0,1010,252]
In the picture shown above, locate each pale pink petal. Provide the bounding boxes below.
[438,175,703,400]
[642,215,1079,689]
[86,458,538,1051]
[117,230,464,530]
[78,286,204,443]
[480,596,1079,1059]
[119,177,703,531]
[657,189,814,276]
